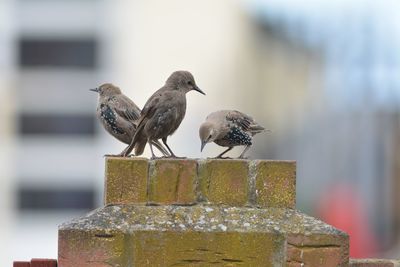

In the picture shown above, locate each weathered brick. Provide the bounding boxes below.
[148,159,197,205]
[104,157,148,205]
[198,159,249,206]
[13,262,30,267]
[287,233,349,266]
[350,259,400,267]
[255,160,296,208]
[286,262,303,267]
[58,230,126,267]
[30,259,57,267]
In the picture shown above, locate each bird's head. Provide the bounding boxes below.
[166,71,205,95]
[199,121,217,152]
[90,83,122,97]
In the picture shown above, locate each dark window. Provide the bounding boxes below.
[18,186,96,211]
[19,38,97,68]
[18,113,96,136]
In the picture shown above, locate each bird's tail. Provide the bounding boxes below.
[134,137,147,156]
[152,140,170,157]
[123,121,145,156]
[250,124,267,135]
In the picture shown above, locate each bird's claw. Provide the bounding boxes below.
[213,156,233,159]
[104,154,123,157]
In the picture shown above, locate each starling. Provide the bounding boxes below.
[90,83,169,156]
[123,71,205,158]
[199,110,266,159]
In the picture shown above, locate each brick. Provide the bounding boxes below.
[148,159,197,204]
[104,157,148,205]
[287,233,349,266]
[198,159,249,206]
[255,160,296,208]
[350,259,400,267]
[31,259,57,267]
[58,230,126,267]
[13,262,30,267]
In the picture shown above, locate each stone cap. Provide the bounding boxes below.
[104,157,296,208]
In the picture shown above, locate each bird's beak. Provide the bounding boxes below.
[89,88,99,93]
[193,86,205,95]
[200,141,207,152]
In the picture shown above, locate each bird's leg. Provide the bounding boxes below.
[162,137,175,157]
[215,147,234,159]
[117,146,132,157]
[152,140,171,157]
[162,137,182,158]
[149,140,158,160]
[238,145,251,159]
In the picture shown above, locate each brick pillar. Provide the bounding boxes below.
[58,158,349,266]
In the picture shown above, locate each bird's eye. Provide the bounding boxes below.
[187,81,192,85]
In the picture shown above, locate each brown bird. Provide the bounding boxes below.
[123,71,205,158]
[90,83,169,156]
[199,110,266,159]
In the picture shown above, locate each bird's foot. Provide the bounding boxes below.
[104,154,124,157]
[169,155,187,159]
[213,156,233,159]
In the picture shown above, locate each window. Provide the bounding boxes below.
[19,38,97,68]
[18,113,96,136]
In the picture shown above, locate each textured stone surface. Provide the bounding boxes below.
[58,205,348,267]
[59,158,353,266]
[350,259,400,267]
[104,157,148,204]
[198,159,249,206]
[148,159,197,205]
[104,158,297,208]
[255,160,296,208]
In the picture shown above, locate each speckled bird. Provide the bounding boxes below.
[90,83,169,156]
[123,71,205,158]
[199,110,267,159]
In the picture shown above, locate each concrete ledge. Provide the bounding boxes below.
[104,157,296,208]
[58,205,348,267]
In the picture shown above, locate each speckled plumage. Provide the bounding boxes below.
[123,71,205,158]
[91,83,169,156]
[199,110,266,158]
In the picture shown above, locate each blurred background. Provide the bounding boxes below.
[1,0,400,265]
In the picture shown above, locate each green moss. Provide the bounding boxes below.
[255,161,296,208]
[198,159,249,206]
[104,157,148,205]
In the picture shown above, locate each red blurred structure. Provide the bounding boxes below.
[317,183,379,258]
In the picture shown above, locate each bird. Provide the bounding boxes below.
[90,83,169,157]
[199,110,267,159]
[123,71,205,158]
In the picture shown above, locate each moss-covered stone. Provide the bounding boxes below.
[255,160,296,208]
[58,205,348,267]
[148,159,197,205]
[104,157,148,205]
[131,231,284,266]
[198,159,249,206]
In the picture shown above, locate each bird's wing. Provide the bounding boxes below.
[226,110,265,133]
[113,95,141,122]
[137,88,164,126]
